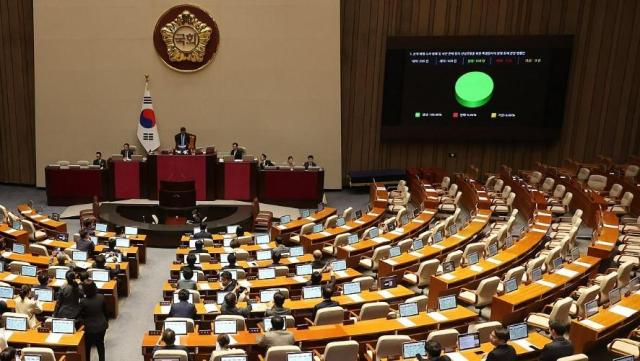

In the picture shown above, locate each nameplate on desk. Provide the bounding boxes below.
[391,229,404,235]
[610,305,637,317]
[580,319,605,330]
[4,229,17,235]
[335,271,348,278]
[160,305,170,314]
[204,303,218,313]
[512,338,535,351]
[444,352,468,361]
[306,217,317,221]
[432,244,445,250]
[320,231,332,237]
[3,274,17,281]
[367,212,377,217]
[409,251,423,258]
[453,234,466,240]
[595,241,614,247]
[1,252,12,258]
[372,237,387,244]
[554,268,579,278]
[45,333,64,344]
[377,290,393,298]
[293,276,307,283]
[572,261,592,268]
[535,280,556,288]
[354,220,365,225]
[440,273,456,281]
[339,225,351,230]
[348,294,365,303]
[412,219,425,224]
[198,283,211,290]
[470,265,484,273]
[41,218,51,223]
[427,311,448,322]
[486,258,502,265]
[288,257,299,263]
[397,318,416,327]
[531,228,546,233]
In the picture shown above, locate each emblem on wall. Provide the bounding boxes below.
[153,5,220,72]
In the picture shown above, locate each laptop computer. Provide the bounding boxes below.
[296,264,313,276]
[0,286,13,300]
[300,209,311,218]
[216,292,229,305]
[34,288,53,302]
[336,218,346,227]
[508,322,528,341]
[347,234,359,245]
[255,234,270,245]
[5,316,27,331]
[369,228,379,238]
[263,317,286,331]
[432,231,443,244]
[124,227,137,235]
[355,210,362,219]
[226,225,239,234]
[331,260,347,271]
[412,239,424,251]
[258,268,276,280]
[441,261,455,274]
[219,356,247,361]
[312,224,323,233]
[402,341,426,359]
[504,278,518,293]
[342,281,361,295]
[438,295,457,311]
[398,302,419,318]
[279,216,291,224]
[531,267,542,282]
[116,238,130,248]
[457,332,480,351]
[52,318,75,334]
[21,265,37,277]
[12,221,21,230]
[379,275,397,290]
[609,288,622,305]
[487,242,498,258]
[467,252,479,266]
[389,246,401,258]
[552,257,563,271]
[302,286,322,299]
[72,251,88,261]
[256,250,272,261]
[164,320,188,335]
[12,243,25,254]
[289,246,304,257]
[214,320,237,334]
[95,223,108,232]
[584,299,599,318]
[91,270,110,282]
[260,289,278,303]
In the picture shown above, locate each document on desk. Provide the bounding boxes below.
[377,290,394,299]
[336,271,348,278]
[432,244,445,250]
[470,265,483,273]
[354,220,365,225]
[41,239,53,245]
[610,305,637,317]
[425,210,436,215]
[276,225,286,230]
[410,251,423,258]
[348,294,365,303]
[427,312,448,322]
[397,318,416,327]
[204,303,218,313]
[555,268,579,278]
[391,228,404,235]
[45,333,63,344]
[259,244,270,249]
[513,339,535,350]
[198,283,211,290]
[372,237,388,244]
[572,261,592,268]
[385,259,398,266]
[580,319,605,330]
[340,225,351,230]
[320,231,332,237]
[595,241,614,247]
[174,335,181,345]
[440,274,456,281]
[343,246,354,252]
[535,280,556,288]
[453,234,466,240]
[444,352,468,361]
[306,217,317,221]
[367,212,377,217]
[288,257,299,263]
[3,274,17,282]
[412,219,425,224]
[293,276,307,283]
[251,303,267,312]
[486,258,502,265]
[160,305,170,314]
[1,252,12,258]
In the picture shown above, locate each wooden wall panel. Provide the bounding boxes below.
[341,0,640,183]
[0,0,35,185]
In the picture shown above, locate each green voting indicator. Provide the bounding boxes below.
[454,71,494,108]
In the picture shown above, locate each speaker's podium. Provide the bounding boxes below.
[159,180,196,208]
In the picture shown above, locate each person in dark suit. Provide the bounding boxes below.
[92,254,119,280]
[221,253,238,270]
[303,155,317,169]
[92,152,106,169]
[169,289,197,320]
[177,268,197,290]
[486,327,516,361]
[193,223,211,240]
[120,143,134,159]
[219,271,246,300]
[414,340,442,361]
[540,321,574,361]
[265,291,291,317]
[153,329,191,361]
[306,270,336,288]
[273,236,288,255]
[54,271,82,319]
[76,229,96,256]
[188,240,205,254]
[231,142,244,160]
[311,250,328,270]
[181,254,202,272]
[0,347,16,361]
[259,154,275,169]
[220,292,251,317]
[174,127,192,153]
[257,315,294,349]
[311,285,339,321]
[79,280,109,361]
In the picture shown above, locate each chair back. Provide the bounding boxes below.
[621,192,634,207]
[417,259,439,287]
[562,192,573,207]
[549,297,572,326]
[325,215,338,229]
[617,262,634,288]
[397,239,412,253]
[374,335,412,361]
[405,295,428,312]
[165,317,195,333]
[359,302,390,321]
[427,329,460,350]
[323,340,359,361]
[553,184,566,199]
[544,247,562,270]
[447,184,459,197]
[29,244,49,256]
[215,314,246,331]
[440,177,450,190]
[493,179,504,192]
[587,175,607,191]
[314,306,344,326]
[445,250,463,268]
[503,266,525,286]
[462,243,485,264]
[370,245,391,269]
[575,285,599,316]
[625,165,639,177]
[541,177,555,192]
[577,168,590,181]
[265,346,301,361]
[20,348,56,361]
[530,171,543,185]
[153,349,188,361]
[342,207,354,221]
[475,276,501,307]
[300,223,314,235]
[353,276,375,291]
[468,321,502,343]
[609,184,623,198]
[21,220,37,239]
[599,272,618,303]
[557,354,589,361]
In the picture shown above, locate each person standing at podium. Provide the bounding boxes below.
[231,142,244,159]
[120,143,134,160]
[174,127,193,154]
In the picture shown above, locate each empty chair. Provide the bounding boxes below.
[529,171,543,186]
[382,218,396,232]
[405,295,428,312]
[352,276,375,291]
[324,215,338,229]
[309,306,344,326]
[462,242,485,265]
[196,253,211,263]
[322,233,350,256]
[525,297,572,331]
[625,165,639,178]
[0,205,8,224]
[395,207,408,225]
[316,340,359,361]
[29,244,49,256]
[608,338,640,359]
[458,276,501,311]
[548,184,567,202]
[215,315,246,331]
[548,192,573,215]
[165,317,195,333]
[438,192,462,213]
[342,207,354,221]
[426,329,459,351]
[594,262,633,290]
[397,239,412,253]
[577,167,590,183]
[273,266,288,277]
[260,345,301,361]
[442,250,463,269]
[609,192,634,216]
[569,284,599,317]
[358,245,390,271]
[587,174,607,192]
[361,227,380,240]
[468,321,503,344]
[20,347,57,361]
[497,266,525,293]
[490,193,515,215]
[402,259,439,289]
[388,193,410,213]
[488,179,504,197]
[153,350,188,361]
[365,335,412,361]
[289,222,315,244]
[491,186,512,205]
[523,255,546,283]
[605,183,624,204]
[540,177,555,194]
[435,177,451,194]
[9,261,30,273]
[352,302,390,321]
[21,219,47,242]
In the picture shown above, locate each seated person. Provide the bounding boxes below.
[0,347,15,361]
[174,127,193,154]
[188,240,205,254]
[53,251,75,268]
[228,239,241,249]
[35,271,50,289]
[75,229,96,256]
[257,315,294,348]
[209,334,243,361]
[181,254,202,272]
[153,329,191,361]
[303,155,317,169]
[486,327,516,361]
[220,292,251,317]
[177,268,197,290]
[259,153,275,169]
[306,270,336,288]
[219,270,249,301]
[286,156,295,167]
[193,223,211,239]
[311,286,339,321]
[101,238,123,263]
[415,341,442,361]
[189,209,202,225]
[81,218,96,235]
[92,152,106,169]
[14,285,42,329]
[121,143,134,159]
[221,253,238,270]
[235,226,244,238]
[273,236,288,255]
[311,250,327,270]
[271,250,282,265]
[169,289,197,320]
[231,142,244,160]
[265,291,290,317]
[0,301,8,351]
[92,254,119,279]
[540,321,574,361]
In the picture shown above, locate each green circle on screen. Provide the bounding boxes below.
[454,71,494,108]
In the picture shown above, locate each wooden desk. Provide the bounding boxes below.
[300,207,386,253]
[270,207,337,239]
[0,223,29,247]
[370,182,390,209]
[162,269,362,300]
[45,166,108,206]
[335,209,435,268]
[8,329,86,361]
[491,256,600,324]
[378,209,492,278]
[169,254,314,278]
[17,204,67,233]
[571,289,640,353]
[587,211,620,260]
[427,211,553,310]
[258,168,325,208]
[176,243,275,259]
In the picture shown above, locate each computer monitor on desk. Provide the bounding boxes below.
[458,332,480,351]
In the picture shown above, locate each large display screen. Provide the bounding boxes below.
[381,36,573,141]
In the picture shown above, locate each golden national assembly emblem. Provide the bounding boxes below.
[153,5,220,72]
